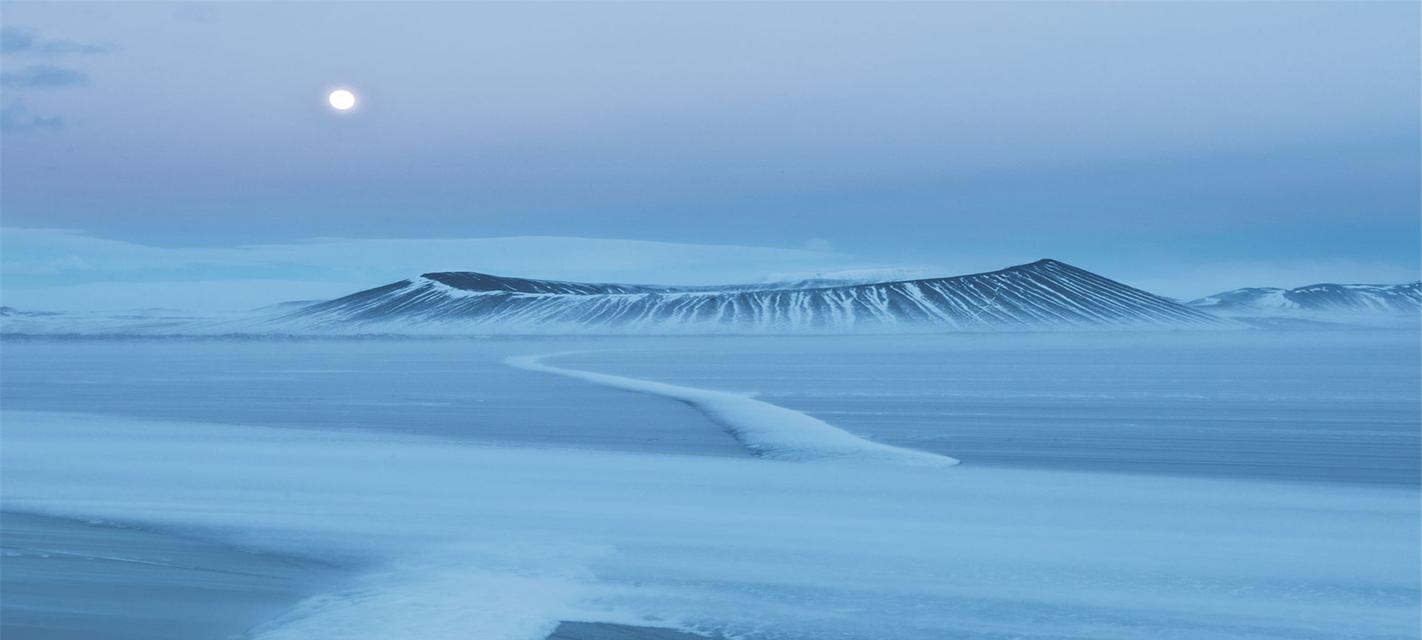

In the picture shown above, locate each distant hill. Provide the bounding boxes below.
[1189,282,1420,321]
[255,259,1230,334]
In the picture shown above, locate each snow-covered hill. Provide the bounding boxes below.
[1189,282,1420,321]
[252,259,1229,334]
[0,306,216,335]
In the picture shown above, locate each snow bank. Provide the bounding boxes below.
[506,353,959,468]
[3,411,1418,640]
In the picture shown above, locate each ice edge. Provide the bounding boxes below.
[506,353,960,468]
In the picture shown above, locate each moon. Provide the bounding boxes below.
[327,89,356,111]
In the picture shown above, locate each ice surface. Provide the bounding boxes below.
[552,331,1422,485]
[0,512,340,640]
[0,338,748,457]
[4,408,1418,640]
[7,332,1414,484]
[507,353,958,467]
[2,332,1418,639]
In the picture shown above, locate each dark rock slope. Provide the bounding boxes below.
[267,259,1229,334]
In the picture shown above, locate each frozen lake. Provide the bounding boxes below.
[2,331,1419,639]
[4,331,1417,484]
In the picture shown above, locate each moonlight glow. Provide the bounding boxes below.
[327,89,356,111]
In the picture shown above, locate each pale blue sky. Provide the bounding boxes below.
[1,1,1418,310]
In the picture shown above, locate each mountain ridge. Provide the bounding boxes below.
[416,259,1064,296]
[266,259,1231,334]
[1190,281,1420,317]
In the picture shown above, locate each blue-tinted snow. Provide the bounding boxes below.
[5,332,1415,484]
[554,331,1422,486]
[1,331,1418,639]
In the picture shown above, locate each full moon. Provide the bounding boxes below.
[327,89,356,111]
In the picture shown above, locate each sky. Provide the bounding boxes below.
[1,1,1418,311]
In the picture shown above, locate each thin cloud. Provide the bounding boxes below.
[1,64,90,89]
[0,101,63,132]
[0,26,117,55]
[0,28,109,130]
[172,5,220,24]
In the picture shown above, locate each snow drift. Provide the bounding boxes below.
[506,353,960,468]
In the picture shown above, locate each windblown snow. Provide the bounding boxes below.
[4,410,1416,640]
[3,335,1418,640]
[506,353,959,467]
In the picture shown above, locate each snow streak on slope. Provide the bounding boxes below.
[268,259,1228,334]
[1190,282,1422,316]
[506,354,959,468]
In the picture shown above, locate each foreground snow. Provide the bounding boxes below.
[4,410,1416,640]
